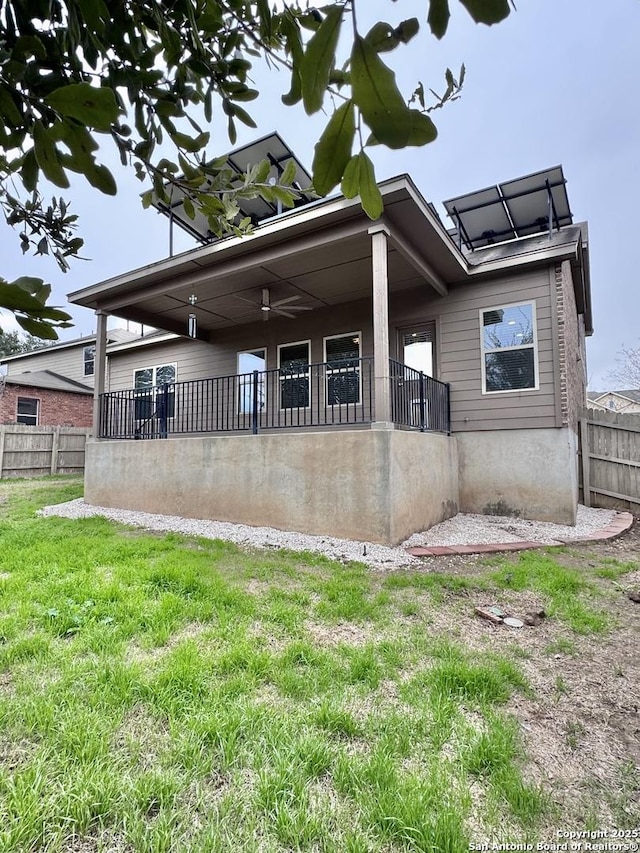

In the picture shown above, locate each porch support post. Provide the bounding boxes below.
[92,310,108,439]
[369,223,393,428]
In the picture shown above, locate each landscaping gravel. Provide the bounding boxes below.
[40,499,619,571]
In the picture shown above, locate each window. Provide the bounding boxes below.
[17,397,39,426]
[133,364,176,420]
[324,333,361,405]
[278,341,310,409]
[83,345,95,377]
[481,302,538,393]
[238,350,266,414]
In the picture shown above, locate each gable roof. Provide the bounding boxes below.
[3,370,93,395]
[0,327,139,365]
[588,389,640,404]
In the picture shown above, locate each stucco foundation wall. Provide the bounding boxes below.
[84,429,458,545]
[456,427,579,524]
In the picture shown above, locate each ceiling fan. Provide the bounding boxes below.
[238,287,313,321]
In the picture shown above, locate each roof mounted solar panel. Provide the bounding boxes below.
[500,166,572,237]
[444,185,515,249]
[444,166,573,251]
[151,131,314,245]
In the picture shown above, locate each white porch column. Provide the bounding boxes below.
[92,310,108,439]
[369,223,393,428]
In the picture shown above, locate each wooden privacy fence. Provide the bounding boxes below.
[0,425,91,479]
[579,408,640,512]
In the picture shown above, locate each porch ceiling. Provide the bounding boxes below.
[69,178,468,340]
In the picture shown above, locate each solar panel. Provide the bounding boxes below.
[444,185,515,249]
[151,132,314,244]
[500,166,572,237]
[444,166,573,251]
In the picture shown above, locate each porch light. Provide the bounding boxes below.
[261,304,271,312]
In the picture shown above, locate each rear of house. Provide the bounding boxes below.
[67,145,592,544]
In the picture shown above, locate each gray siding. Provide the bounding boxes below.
[107,301,375,391]
[4,343,94,387]
[390,267,558,432]
[106,267,561,432]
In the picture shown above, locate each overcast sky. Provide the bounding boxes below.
[1,0,638,390]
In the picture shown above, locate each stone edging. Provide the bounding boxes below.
[405,512,635,558]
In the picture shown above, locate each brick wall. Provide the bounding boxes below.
[555,260,587,432]
[0,383,93,428]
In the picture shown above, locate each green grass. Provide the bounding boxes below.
[490,551,612,634]
[0,478,629,850]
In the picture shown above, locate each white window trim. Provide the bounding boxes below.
[16,396,39,426]
[237,348,267,415]
[480,300,539,395]
[83,345,95,377]
[323,331,362,407]
[277,339,311,411]
[132,362,177,388]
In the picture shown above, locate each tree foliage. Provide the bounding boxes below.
[0,329,52,358]
[608,343,640,390]
[0,0,513,338]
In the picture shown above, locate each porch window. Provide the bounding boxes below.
[238,349,266,414]
[481,301,538,393]
[278,341,310,410]
[83,345,95,377]
[324,333,361,405]
[134,363,176,420]
[17,397,39,425]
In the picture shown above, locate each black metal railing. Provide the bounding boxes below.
[99,358,374,439]
[99,357,451,439]
[389,358,451,433]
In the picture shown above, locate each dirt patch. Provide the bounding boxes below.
[401,518,640,828]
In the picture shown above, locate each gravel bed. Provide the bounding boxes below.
[403,505,618,548]
[39,500,620,571]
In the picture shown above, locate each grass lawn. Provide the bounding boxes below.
[0,479,638,852]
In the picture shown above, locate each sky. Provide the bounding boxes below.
[1,0,638,390]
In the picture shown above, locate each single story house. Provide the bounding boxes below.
[66,137,593,545]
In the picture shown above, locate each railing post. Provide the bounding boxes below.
[159,384,169,439]
[252,370,259,435]
[419,372,426,432]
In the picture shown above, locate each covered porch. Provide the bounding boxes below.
[70,176,466,543]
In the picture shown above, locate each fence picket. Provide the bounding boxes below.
[580,408,640,511]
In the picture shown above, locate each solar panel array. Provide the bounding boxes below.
[443,166,573,251]
[151,131,314,244]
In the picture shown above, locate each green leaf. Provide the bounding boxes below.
[341,154,362,199]
[459,0,511,26]
[232,105,257,129]
[84,162,117,195]
[428,0,451,38]
[340,151,384,218]
[354,151,383,220]
[350,35,413,149]
[45,83,119,131]
[365,22,398,53]
[406,110,438,146]
[396,18,420,44]
[0,85,23,126]
[311,100,355,196]
[21,149,38,192]
[301,5,343,115]
[281,158,297,186]
[182,197,195,220]
[170,130,210,153]
[16,317,60,340]
[33,121,69,189]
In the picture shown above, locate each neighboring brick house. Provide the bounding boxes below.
[0,328,139,428]
[0,371,93,427]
